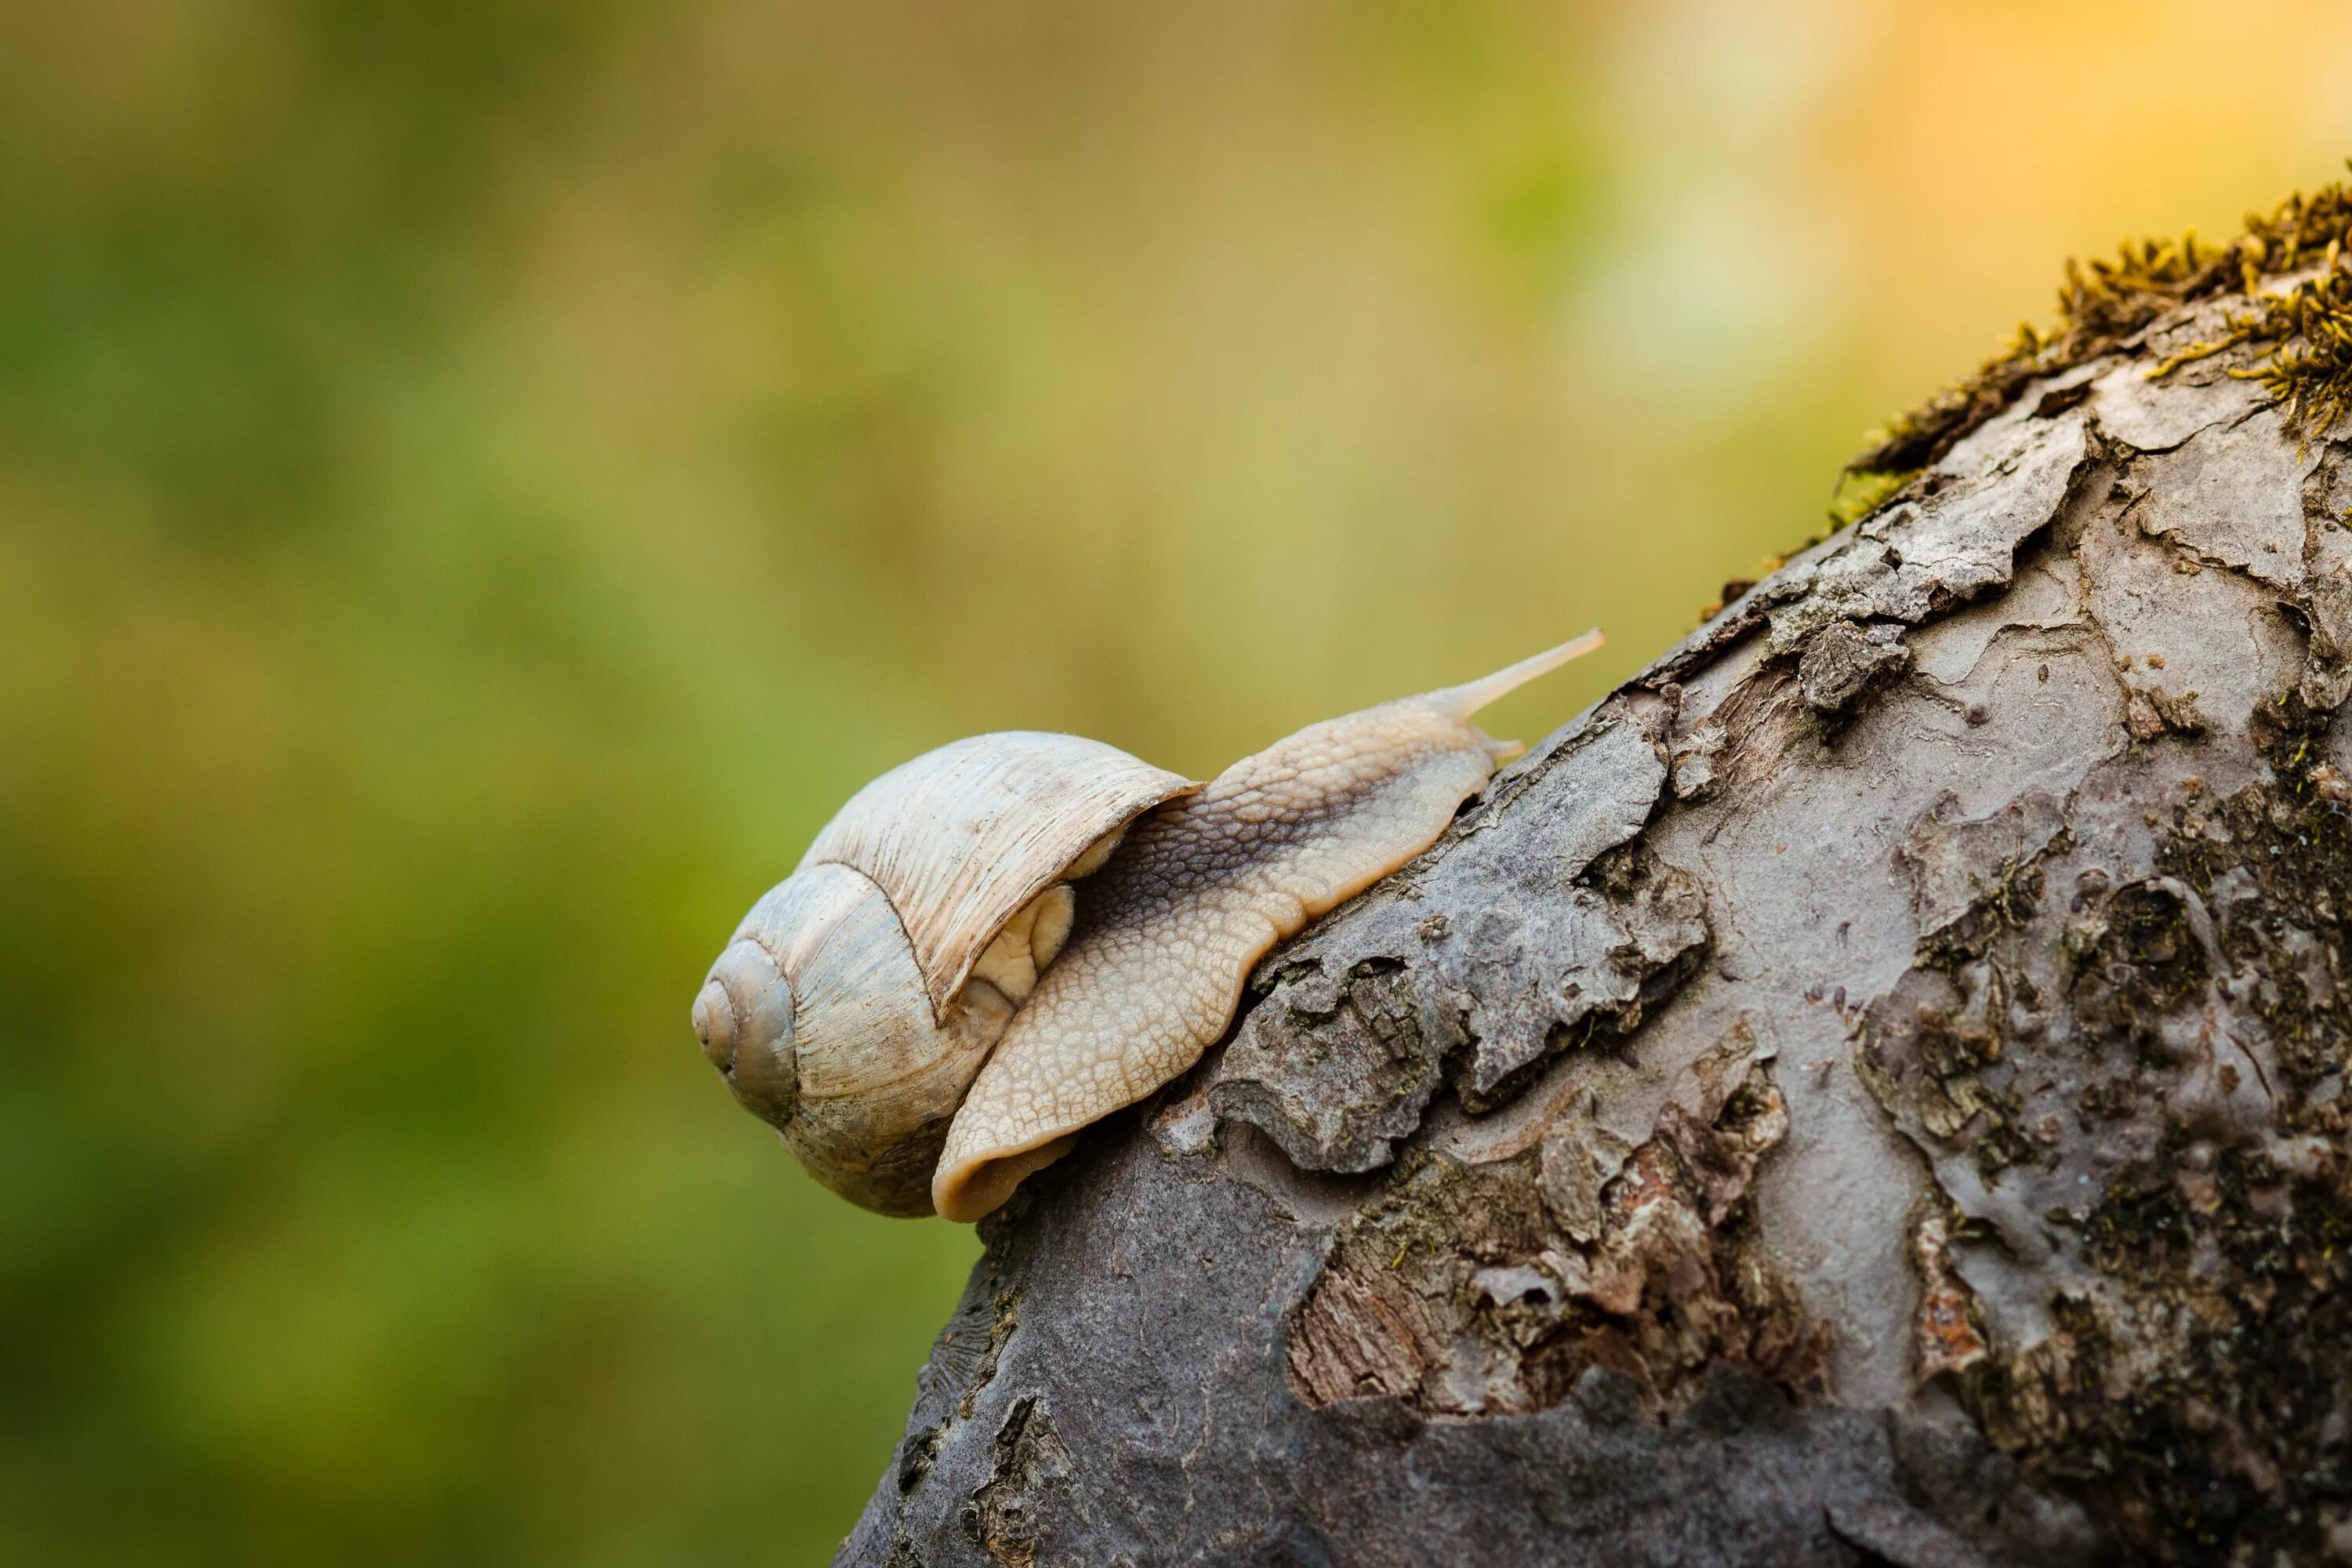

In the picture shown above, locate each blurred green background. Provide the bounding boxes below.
[5,2,2351,1562]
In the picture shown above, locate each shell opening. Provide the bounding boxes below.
[1029,882,1075,968]
[1061,823,1127,880]
[695,938,799,1130]
[967,883,1078,1006]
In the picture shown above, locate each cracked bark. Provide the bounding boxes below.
[841,284,2352,1566]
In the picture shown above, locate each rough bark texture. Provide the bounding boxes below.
[842,267,2352,1566]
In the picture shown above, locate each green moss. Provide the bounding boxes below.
[2214,259,2352,436]
[1824,465,1917,530]
[1841,166,2352,510]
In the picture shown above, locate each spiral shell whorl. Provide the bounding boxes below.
[693,938,799,1130]
[703,862,1007,1214]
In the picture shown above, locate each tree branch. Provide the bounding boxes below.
[844,256,2352,1568]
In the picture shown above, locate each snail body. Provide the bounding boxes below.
[693,631,1602,1221]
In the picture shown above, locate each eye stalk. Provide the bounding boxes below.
[692,940,798,1128]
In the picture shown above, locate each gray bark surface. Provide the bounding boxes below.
[843,283,2352,1566]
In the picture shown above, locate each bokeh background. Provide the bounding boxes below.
[6,2,2352,1561]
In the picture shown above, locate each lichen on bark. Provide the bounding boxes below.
[841,176,2352,1568]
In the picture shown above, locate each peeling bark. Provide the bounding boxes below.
[843,278,2352,1566]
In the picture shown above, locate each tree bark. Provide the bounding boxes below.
[841,276,2352,1566]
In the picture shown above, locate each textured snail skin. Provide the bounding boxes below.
[930,631,1602,1222]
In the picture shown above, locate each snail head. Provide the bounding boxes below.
[692,938,798,1129]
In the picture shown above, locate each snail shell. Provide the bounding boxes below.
[694,631,1603,1222]
[693,734,1192,1215]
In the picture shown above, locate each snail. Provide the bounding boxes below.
[691,630,1604,1222]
